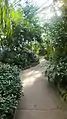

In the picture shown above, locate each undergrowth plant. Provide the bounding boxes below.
[0,62,22,119]
[45,15,67,101]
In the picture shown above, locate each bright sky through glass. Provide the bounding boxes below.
[34,0,46,6]
[9,0,62,24]
[9,0,53,6]
[20,0,53,6]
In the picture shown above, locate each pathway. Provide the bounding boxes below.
[14,58,67,119]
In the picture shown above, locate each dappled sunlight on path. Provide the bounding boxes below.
[22,70,41,87]
[14,58,67,119]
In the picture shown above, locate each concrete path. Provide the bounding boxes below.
[14,58,67,119]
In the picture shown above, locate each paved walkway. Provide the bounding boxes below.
[14,58,67,119]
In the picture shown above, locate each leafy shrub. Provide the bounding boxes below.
[45,16,67,100]
[0,48,39,69]
[0,62,22,119]
[46,61,67,101]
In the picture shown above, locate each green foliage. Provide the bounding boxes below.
[0,0,12,43]
[0,21,39,68]
[0,62,22,119]
[45,16,67,100]
[0,1,40,69]
[0,1,40,119]
[0,48,39,69]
